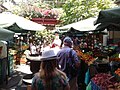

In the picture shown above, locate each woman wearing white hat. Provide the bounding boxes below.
[31,49,70,90]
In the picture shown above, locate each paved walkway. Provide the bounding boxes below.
[0,64,32,90]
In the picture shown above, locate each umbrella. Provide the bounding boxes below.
[0,27,14,41]
[0,12,46,33]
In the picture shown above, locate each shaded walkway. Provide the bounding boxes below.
[0,64,32,90]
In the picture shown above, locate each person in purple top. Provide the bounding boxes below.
[57,36,80,90]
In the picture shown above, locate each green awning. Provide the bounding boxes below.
[95,7,120,25]
[94,7,120,31]
[95,23,109,31]
[0,28,14,41]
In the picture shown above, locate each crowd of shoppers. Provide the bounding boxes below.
[25,34,89,90]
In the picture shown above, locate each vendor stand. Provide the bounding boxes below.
[0,28,14,85]
[73,45,120,90]
[85,44,120,90]
[0,41,15,85]
[0,41,7,85]
[85,57,120,90]
[84,7,120,90]
[84,40,120,89]
[87,73,120,90]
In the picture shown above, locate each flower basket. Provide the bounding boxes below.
[31,18,60,25]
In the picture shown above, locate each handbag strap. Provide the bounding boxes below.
[69,49,72,58]
[69,49,78,68]
[69,49,74,63]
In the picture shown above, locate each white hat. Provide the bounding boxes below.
[40,49,59,61]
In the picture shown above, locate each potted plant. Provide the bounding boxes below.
[10,2,62,26]
[29,7,61,25]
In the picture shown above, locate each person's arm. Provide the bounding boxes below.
[27,83,36,90]
[31,75,37,90]
[72,50,80,68]
[27,85,32,90]
[64,84,70,90]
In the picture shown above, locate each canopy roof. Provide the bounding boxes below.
[0,27,14,41]
[94,7,120,31]
[59,17,98,31]
[0,12,46,33]
[95,7,120,25]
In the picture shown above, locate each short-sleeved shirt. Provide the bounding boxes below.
[57,46,80,71]
[32,73,69,90]
[57,46,80,80]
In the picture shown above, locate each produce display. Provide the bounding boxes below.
[93,50,106,58]
[109,53,120,62]
[115,68,120,76]
[91,73,119,90]
[73,46,95,65]
[108,82,120,90]
[111,53,119,58]
[94,59,110,73]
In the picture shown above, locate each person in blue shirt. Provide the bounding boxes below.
[57,36,80,90]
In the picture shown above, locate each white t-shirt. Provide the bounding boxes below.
[30,45,37,55]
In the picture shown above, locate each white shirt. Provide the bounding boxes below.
[30,45,37,55]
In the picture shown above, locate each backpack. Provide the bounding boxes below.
[65,49,78,80]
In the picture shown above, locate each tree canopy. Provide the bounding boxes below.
[60,0,116,26]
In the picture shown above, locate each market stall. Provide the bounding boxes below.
[74,46,120,89]
[83,7,120,90]
[0,28,15,85]
[0,12,46,65]
[95,7,120,44]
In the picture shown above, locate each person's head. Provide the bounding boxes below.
[40,49,59,79]
[54,31,59,36]
[63,36,73,48]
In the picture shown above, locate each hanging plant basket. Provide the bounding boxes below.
[31,18,60,26]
